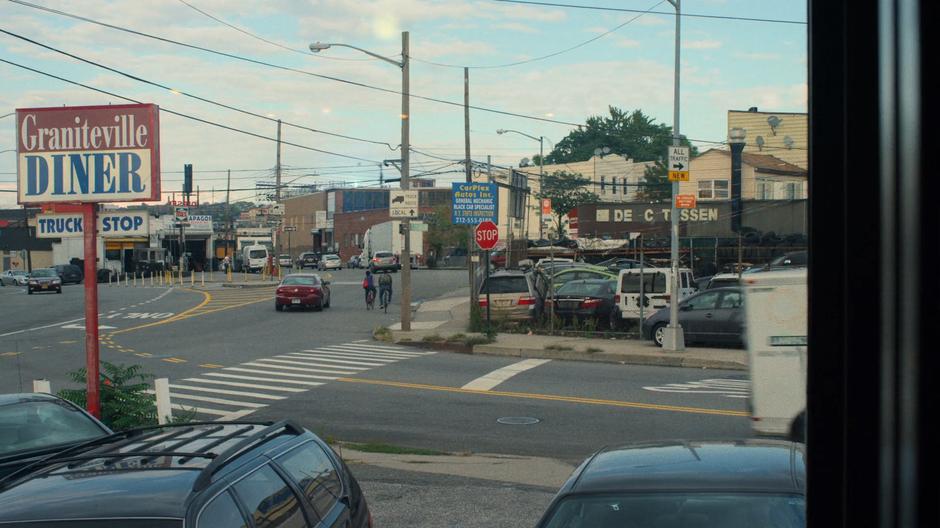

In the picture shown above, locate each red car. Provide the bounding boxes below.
[275,273,331,311]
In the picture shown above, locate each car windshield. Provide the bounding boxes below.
[375,252,393,258]
[543,493,805,528]
[281,276,319,286]
[620,272,667,294]
[248,250,266,258]
[10,270,27,276]
[325,255,339,260]
[30,269,57,278]
[481,276,529,294]
[278,254,290,259]
[0,400,107,458]
[556,282,610,297]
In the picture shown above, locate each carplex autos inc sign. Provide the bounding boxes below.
[16,104,161,204]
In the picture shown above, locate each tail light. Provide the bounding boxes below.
[580,298,602,308]
[614,294,621,304]
[518,296,536,306]
[478,299,488,307]
[368,512,373,528]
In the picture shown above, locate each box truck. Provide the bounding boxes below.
[362,220,423,264]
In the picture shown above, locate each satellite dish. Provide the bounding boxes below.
[755,136,765,151]
[602,146,611,154]
[767,115,782,135]
[784,136,795,149]
[520,157,531,167]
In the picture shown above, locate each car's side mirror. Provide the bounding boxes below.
[680,304,692,311]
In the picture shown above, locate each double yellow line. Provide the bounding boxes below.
[336,377,748,417]
[109,288,212,336]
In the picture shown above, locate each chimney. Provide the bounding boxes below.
[748,106,759,112]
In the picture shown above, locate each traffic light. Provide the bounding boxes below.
[183,164,193,195]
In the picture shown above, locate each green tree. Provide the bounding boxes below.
[426,205,468,265]
[635,160,672,202]
[537,171,599,237]
[543,107,695,164]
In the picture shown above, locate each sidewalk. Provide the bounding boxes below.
[383,291,748,371]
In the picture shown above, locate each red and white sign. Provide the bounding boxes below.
[541,198,552,215]
[675,194,697,209]
[475,220,499,250]
[174,207,189,222]
[16,103,161,204]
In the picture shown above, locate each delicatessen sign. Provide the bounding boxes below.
[16,103,161,204]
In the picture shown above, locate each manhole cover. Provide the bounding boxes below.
[497,416,540,425]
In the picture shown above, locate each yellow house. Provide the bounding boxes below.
[680,149,807,202]
[728,108,807,169]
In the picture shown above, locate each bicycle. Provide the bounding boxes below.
[365,288,376,310]
[379,288,392,313]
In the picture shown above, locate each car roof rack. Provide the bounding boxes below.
[192,420,303,491]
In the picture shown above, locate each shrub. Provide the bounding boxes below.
[58,362,157,431]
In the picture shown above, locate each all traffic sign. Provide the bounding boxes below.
[667,145,690,182]
[475,221,499,250]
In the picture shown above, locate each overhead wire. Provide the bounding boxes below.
[0,57,382,164]
[5,0,584,128]
[493,0,808,25]
[0,29,399,151]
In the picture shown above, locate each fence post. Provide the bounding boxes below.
[32,379,51,394]
[154,377,172,425]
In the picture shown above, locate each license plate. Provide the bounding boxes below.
[560,301,580,309]
[291,298,301,304]
[495,299,512,307]
[41,284,48,289]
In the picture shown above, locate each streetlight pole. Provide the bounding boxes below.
[663,0,685,351]
[496,128,545,240]
[310,31,411,330]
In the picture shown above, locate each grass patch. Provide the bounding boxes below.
[545,344,573,351]
[463,335,494,347]
[373,326,392,342]
[421,333,443,342]
[445,333,466,342]
[342,442,448,456]
[585,347,603,354]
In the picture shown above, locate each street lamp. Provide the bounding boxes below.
[663,0,685,351]
[310,32,414,331]
[496,128,545,239]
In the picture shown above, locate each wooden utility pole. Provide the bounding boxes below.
[464,67,474,301]
[225,169,232,260]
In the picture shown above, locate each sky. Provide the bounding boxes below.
[0,0,807,207]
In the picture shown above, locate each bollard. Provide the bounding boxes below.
[125,274,129,287]
[133,273,137,287]
[201,271,205,287]
[154,378,172,425]
[227,267,233,283]
[190,272,195,286]
[178,269,183,286]
[150,272,154,287]
[109,273,113,287]
[32,379,51,394]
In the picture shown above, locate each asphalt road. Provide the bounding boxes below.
[1,268,755,527]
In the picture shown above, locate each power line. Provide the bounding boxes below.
[0,29,399,151]
[411,0,665,69]
[493,0,808,25]
[6,0,583,128]
[0,57,381,164]
[174,0,382,62]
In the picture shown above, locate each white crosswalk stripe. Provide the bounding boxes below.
[643,378,750,398]
[164,341,434,421]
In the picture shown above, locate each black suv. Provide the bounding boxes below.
[52,264,83,284]
[0,421,372,528]
[297,252,320,269]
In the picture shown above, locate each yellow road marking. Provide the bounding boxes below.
[135,352,152,358]
[110,289,211,335]
[162,357,187,363]
[200,363,224,368]
[59,340,78,344]
[1,352,21,357]
[336,378,749,417]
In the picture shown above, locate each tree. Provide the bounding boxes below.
[537,171,599,238]
[426,205,468,264]
[542,107,696,164]
[635,160,671,202]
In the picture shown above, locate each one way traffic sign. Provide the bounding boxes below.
[668,146,690,182]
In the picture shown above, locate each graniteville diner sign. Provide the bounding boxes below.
[16,104,161,204]
[14,103,161,421]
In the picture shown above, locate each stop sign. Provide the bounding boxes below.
[475,221,499,250]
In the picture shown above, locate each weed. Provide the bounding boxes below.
[585,347,603,354]
[463,335,494,347]
[421,334,443,342]
[545,344,574,351]
[342,442,448,456]
[373,326,392,342]
[445,333,466,342]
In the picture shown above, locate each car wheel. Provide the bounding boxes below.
[789,410,806,443]
[28,289,33,295]
[57,288,62,294]
[608,310,621,331]
[314,301,323,312]
[652,322,667,347]
[324,294,330,308]
[275,303,283,312]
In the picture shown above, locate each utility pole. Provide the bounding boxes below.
[663,0,685,351]
[400,30,412,331]
[465,66,474,302]
[225,169,232,261]
[538,136,544,240]
[22,205,32,272]
[275,119,283,256]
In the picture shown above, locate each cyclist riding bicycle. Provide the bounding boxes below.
[378,272,393,308]
[362,270,377,307]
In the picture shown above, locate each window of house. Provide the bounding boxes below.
[785,182,802,199]
[698,180,730,200]
[600,176,606,192]
[757,179,775,200]
[612,177,618,194]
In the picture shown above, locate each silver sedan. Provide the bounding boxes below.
[0,270,29,286]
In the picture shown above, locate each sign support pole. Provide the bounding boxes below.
[485,249,491,331]
[82,203,101,418]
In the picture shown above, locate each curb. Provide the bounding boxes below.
[471,344,747,370]
[221,282,277,288]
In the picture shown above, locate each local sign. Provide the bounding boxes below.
[452,182,498,225]
[16,104,161,204]
[35,211,150,238]
[667,145,690,182]
[475,220,499,250]
[389,190,419,218]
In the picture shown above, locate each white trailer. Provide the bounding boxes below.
[363,220,423,261]
[743,268,808,438]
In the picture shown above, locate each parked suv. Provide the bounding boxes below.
[53,264,83,284]
[478,269,544,320]
[0,421,372,528]
[297,252,320,269]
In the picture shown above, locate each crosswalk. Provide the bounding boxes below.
[164,341,433,420]
[642,378,750,399]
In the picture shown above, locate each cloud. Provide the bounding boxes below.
[734,52,782,61]
[495,22,539,34]
[683,40,722,50]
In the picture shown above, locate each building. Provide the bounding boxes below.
[727,108,807,169]
[681,149,808,202]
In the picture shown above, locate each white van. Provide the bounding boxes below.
[242,244,269,273]
[744,268,807,438]
[614,267,695,322]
